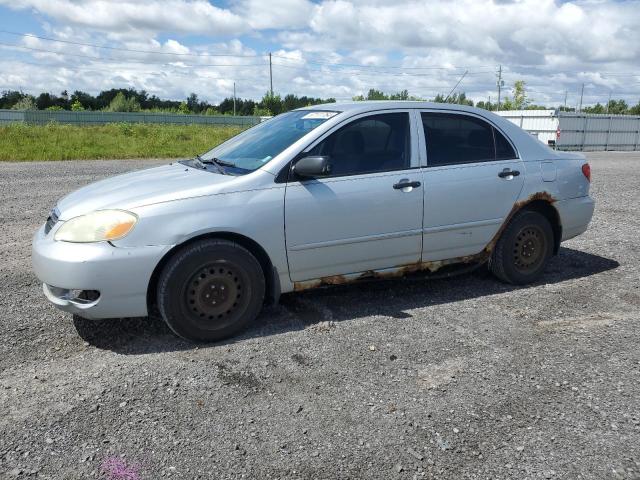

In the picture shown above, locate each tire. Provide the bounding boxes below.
[490,210,554,285]
[157,239,265,342]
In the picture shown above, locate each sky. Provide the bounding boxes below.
[0,0,638,107]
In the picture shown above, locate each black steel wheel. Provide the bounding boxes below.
[157,239,265,342]
[490,210,553,285]
[512,225,547,274]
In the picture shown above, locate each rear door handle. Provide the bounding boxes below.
[498,169,520,178]
[393,180,421,190]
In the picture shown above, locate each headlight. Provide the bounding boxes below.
[54,210,138,243]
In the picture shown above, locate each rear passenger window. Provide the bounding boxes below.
[494,128,517,159]
[421,112,515,166]
[308,113,410,177]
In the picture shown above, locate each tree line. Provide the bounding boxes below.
[0,88,335,116]
[2,82,639,116]
[353,82,640,115]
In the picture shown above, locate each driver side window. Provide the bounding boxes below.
[308,112,411,177]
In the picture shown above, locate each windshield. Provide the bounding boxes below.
[200,110,338,173]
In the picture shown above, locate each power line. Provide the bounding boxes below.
[0,30,264,58]
[0,41,497,78]
[271,54,493,71]
[271,58,495,75]
[0,30,502,73]
[0,42,269,67]
[271,61,494,78]
[4,57,257,80]
[3,30,640,79]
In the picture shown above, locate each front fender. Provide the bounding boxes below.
[112,187,288,282]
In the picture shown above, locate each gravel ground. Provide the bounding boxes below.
[0,153,638,479]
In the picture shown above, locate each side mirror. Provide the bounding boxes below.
[292,156,332,178]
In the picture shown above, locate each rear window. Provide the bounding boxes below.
[421,112,517,166]
[494,128,517,160]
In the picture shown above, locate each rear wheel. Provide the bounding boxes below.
[157,239,265,342]
[490,210,553,285]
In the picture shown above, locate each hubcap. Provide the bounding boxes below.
[186,265,243,325]
[513,226,546,272]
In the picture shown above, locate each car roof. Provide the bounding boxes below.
[298,100,560,161]
[299,100,483,115]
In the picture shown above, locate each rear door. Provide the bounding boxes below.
[284,110,423,282]
[419,111,525,261]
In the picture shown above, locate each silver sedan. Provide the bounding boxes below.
[32,101,595,341]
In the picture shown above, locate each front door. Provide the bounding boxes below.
[285,111,424,282]
[419,111,525,261]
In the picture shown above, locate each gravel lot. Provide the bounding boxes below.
[1,153,639,479]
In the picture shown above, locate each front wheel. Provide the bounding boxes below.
[490,210,554,285]
[157,239,265,342]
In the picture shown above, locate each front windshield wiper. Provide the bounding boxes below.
[193,155,236,174]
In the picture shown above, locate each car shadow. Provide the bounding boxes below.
[73,247,619,355]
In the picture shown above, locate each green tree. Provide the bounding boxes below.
[186,93,202,113]
[583,103,605,114]
[105,92,140,112]
[389,90,409,100]
[177,101,190,114]
[70,99,85,111]
[433,92,473,106]
[11,96,37,110]
[260,92,283,115]
[476,100,496,111]
[513,80,529,109]
[36,92,57,110]
[0,90,25,109]
[353,89,420,101]
[500,96,515,110]
[607,99,628,115]
[366,89,388,100]
[71,90,97,110]
[253,105,273,116]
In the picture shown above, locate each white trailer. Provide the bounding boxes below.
[496,110,640,151]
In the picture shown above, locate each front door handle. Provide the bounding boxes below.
[393,180,421,190]
[498,169,520,178]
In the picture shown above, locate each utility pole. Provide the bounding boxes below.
[496,65,504,112]
[563,90,568,110]
[578,83,584,113]
[269,52,273,96]
[606,90,612,114]
[233,81,236,116]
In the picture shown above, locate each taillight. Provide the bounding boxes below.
[581,163,591,182]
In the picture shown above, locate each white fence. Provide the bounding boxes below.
[497,110,640,151]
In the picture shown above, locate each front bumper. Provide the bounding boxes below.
[32,225,172,319]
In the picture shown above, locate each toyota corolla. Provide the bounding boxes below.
[32,102,595,341]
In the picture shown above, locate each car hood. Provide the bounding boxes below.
[55,163,241,220]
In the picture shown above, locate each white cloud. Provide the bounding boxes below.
[238,0,314,30]
[1,0,639,106]
[0,0,246,35]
